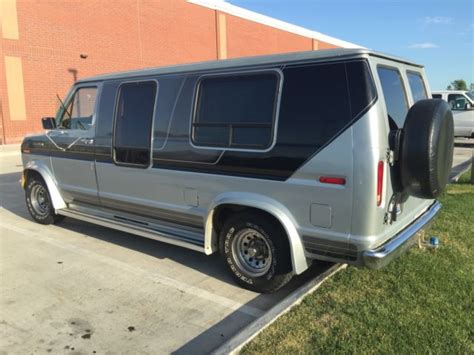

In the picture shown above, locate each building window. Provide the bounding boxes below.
[377,66,409,127]
[407,71,428,103]
[113,81,157,167]
[192,72,280,149]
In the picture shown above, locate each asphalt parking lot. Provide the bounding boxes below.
[0,148,332,354]
[1,142,472,354]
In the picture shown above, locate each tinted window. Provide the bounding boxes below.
[114,81,157,166]
[377,67,408,127]
[58,87,97,130]
[346,60,377,118]
[432,94,442,99]
[153,77,185,149]
[278,60,376,149]
[447,94,470,110]
[407,71,427,102]
[192,72,279,149]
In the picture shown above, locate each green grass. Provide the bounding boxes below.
[244,170,474,354]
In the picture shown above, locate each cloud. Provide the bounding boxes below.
[420,16,453,25]
[408,42,440,49]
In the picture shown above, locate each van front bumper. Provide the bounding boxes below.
[363,201,442,269]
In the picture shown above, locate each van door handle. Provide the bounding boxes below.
[80,138,94,145]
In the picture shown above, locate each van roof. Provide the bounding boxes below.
[78,48,423,83]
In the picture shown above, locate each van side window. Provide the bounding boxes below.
[58,87,97,130]
[192,72,279,149]
[278,61,376,151]
[407,71,427,102]
[113,81,157,167]
[377,67,408,127]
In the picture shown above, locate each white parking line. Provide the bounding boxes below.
[0,220,264,318]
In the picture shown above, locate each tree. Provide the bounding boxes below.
[447,79,468,90]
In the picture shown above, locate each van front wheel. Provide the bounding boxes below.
[25,176,64,225]
[219,213,293,293]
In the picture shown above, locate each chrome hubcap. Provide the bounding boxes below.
[31,185,49,216]
[232,228,272,277]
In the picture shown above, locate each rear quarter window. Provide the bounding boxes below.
[277,60,376,149]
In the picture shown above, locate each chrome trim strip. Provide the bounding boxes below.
[363,201,441,269]
[57,209,205,253]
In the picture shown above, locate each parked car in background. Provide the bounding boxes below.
[432,90,474,138]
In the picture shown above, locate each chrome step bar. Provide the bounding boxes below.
[57,209,205,253]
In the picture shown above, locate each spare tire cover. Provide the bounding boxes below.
[400,99,454,199]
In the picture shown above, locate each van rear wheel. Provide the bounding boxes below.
[219,213,293,293]
[25,176,64,225]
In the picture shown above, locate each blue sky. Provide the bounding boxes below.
[228,0,474,90]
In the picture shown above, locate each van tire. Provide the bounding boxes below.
[25,176,64,225]
[219,213,293,293]
[400,99,454,199]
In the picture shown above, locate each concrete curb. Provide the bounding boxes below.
[213,263,347,355]
[450,157,472,182]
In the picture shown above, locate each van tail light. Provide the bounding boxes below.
[377,160,384,206]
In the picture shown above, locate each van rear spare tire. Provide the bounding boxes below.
[400,99,454,199]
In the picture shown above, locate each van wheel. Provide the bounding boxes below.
[219,213,293,293]
[25,176,64,225]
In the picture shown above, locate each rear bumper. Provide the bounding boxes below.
[363,201,441,269]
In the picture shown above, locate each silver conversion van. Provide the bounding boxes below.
[21,49,454,293]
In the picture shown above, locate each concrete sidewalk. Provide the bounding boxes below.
[0,144,21,158]
[450,145,473,181]
[0,144,20,152]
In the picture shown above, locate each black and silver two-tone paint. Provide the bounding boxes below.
[22,49,447,291]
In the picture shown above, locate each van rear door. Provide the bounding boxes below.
[374,62,434,227]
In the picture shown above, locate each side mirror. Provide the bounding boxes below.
[465,102,472,110]
[42,117,57,130]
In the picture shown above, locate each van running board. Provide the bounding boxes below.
[56,209,205,253]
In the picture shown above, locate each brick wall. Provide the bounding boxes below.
[0,0,341,144]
